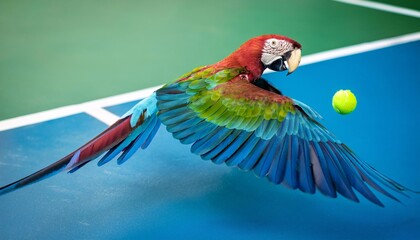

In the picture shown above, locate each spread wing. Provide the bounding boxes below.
[156,70,410,206]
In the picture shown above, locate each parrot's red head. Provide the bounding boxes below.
[219,34,302,80]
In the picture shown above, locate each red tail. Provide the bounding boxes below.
[0,116,134,195]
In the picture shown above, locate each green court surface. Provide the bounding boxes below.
[0,0,419,120]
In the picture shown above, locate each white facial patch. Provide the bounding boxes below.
[261,38,293,65]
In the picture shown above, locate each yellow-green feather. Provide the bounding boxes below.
[182,68,295,131]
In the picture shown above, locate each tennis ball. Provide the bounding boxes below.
[332,90,357,114]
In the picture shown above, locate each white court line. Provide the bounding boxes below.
[0,32,419,132]
[0,86,161,131]
[84,107,120,126]
[299,31,420,66]
[335,0,420,18]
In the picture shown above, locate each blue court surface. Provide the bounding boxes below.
[0,40,419,239]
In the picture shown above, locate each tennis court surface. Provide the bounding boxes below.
[0,1,419,239]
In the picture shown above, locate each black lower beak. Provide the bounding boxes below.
[267,58,287,72]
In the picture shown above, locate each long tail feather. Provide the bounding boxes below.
[0,94,160,195]
[0,117,134,195]
[0,155,71,195]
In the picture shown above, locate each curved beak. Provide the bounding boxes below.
[286,48,301,75]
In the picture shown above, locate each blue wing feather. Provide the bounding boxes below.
[191,127,232,156]
[142,117,161,149]
[117,115,160,165]
[320,142,359,202]
[310,142,336,197]
[166,115,203,133]
[200,130,235,160]
[155,74,414,206]
[238,139,269,171]
[267,137,288,184]
[282,135,299,189]
[298,140,315,193]
[210,131,246,164]
[253,137,278,177]
[177,122,218,144]
[226,134,260,167]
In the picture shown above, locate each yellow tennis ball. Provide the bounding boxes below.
[332,90,357,114]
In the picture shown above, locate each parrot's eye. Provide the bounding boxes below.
[270,40,278,48]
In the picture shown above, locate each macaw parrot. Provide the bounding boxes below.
[0,34,416,206]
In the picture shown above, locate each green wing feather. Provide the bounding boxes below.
[174,67,297,139]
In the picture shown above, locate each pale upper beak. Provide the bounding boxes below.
[286,48,301,75]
